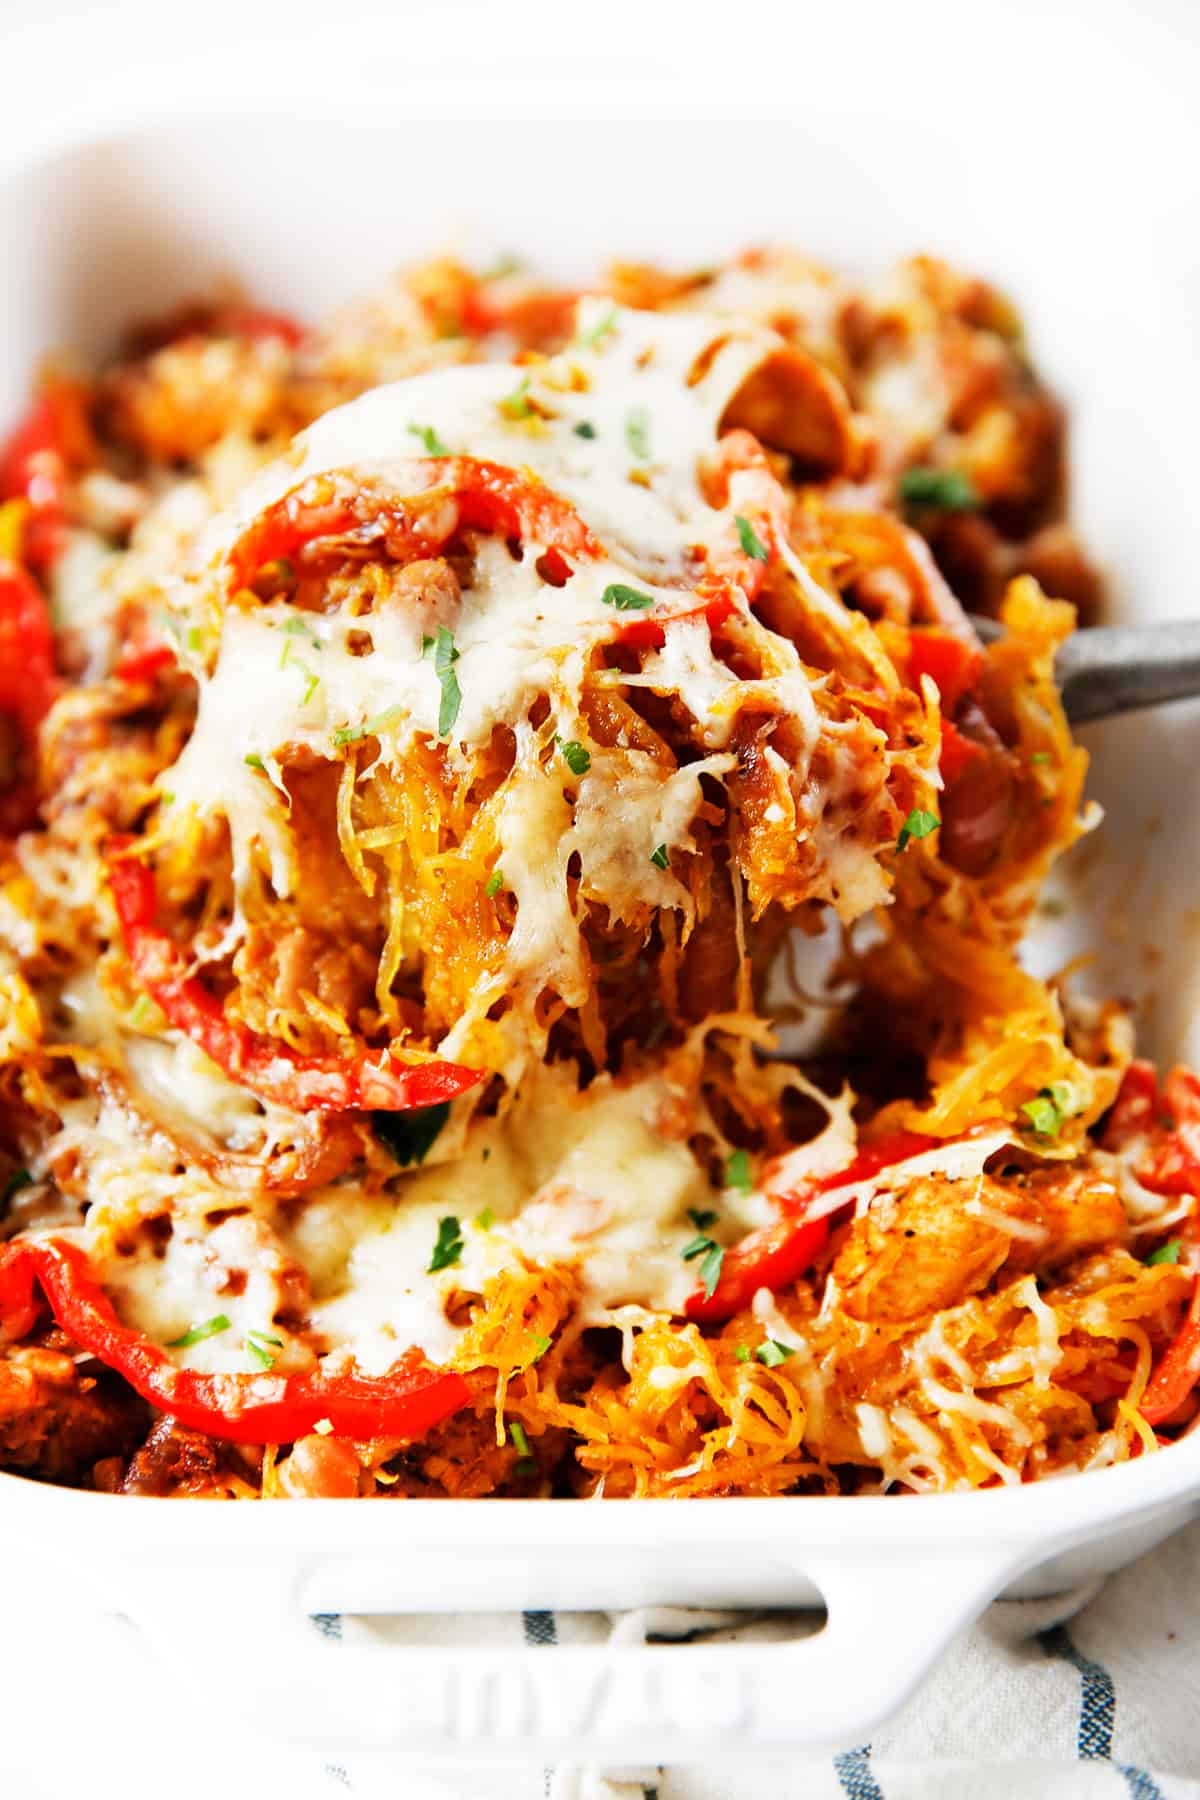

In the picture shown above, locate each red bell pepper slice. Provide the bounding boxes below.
[0,560,60,834]
[113,633,177,685]
[1103,1061,1200,1198]
[0,1236,469,1445]
[107,840,484,1114]
[228,457,605,597]
[1140,1223,1200,1426]
[908,629,984,716]
[686,1129,940,1323]
[0,384,91,571]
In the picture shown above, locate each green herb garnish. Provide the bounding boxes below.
[601,583,654,612]
[244,753,267,773]
[508,1418,536,1474]
[428,1215,464,1274]
[2,1168,33,1205]
[755,1339,795,1367]
[333,705,406,747]
[530,1334,552,1362]
[896,808,939,852]
[168,1314,231,1349]
[408,421,450,456]
[574,421,597,440]
[682,1234,725,1299]
[280,616,321,650]
[557,737,591,776]
[476,1205,496,1230]
[245,1329,283,1370]
[374,1103,451,1169]
[625,406,651,459]
[688,1208,718,1231]
[733,1344,752,1363]
[575,306,617,350]
[735,514,770,562]
[425,626,462,738]
[1030,751,1053,765]
[724,1149,753,1194]
[499,376,533,421]
[650,843,670,871]
[1148,1237,1183,1266]
[1020,1081,1078,1141]
[899,467,980,512]
[485,869,504,898]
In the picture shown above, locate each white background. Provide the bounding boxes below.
[0,1,1197,1795]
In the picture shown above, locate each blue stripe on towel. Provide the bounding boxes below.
[1118,1764,1166,1800]
[311,1612,344,1641]
[1038,1623,1115,1758]
[1039,1624,1164,1795]
[833,1743,884,1799]
[522,1609,558,1647]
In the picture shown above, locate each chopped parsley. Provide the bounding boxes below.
[557,737,591,776]
[733,1344,752,1364]
[625,406,651,460]
[1020,1081,1078,1141]
[735,514,770,562]
[898,467,980,512]
[280,616,321,650]
[724,1149,753,1194]
[573,420,597,440]
[428,1214,464,1273]
[424,626,462,738]
[575,306,617,350]
[332,705,405,747]
[407,421,449,456]
[373,1103,451,1168]
[245,1329,283,1370]
[481,252,522,280]
[244,753,267,773]
[688,1207,718,1231]
[485,869,504,897]
[530,1334,552,1361]
[601,583,654,612]
[476,1205,496,1230]
[499,376,533,421]
[755,1339,795,1367]
[650,843,670,870]
[2,1167,33,1205]
[1148,1237,1183,1266]
[682,1233,725,1299]
[280,633,321,705]
[508,1418,536,1474]
[168,1314,231,1349]
[896,808,939,852]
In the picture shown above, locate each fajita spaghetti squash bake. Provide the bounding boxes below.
[0,248,1197,1500]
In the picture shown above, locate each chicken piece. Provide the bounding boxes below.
[120,1417,225,1496]
[0,1340,146,1480]
[833,1174,1013,1323]
[833,1162,1128,1324]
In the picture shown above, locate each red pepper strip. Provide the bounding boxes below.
[1102,1061,1200,1197]
[0,1237,469,1444]
[0,561,60,835]
[939,719,984,788]
[107,842,484,1113]
[0,385,91,571]
[686,1129,940,1323]
[113,635,177,684]
[1140,1232,1200,1426]
[228,457,605,597]
[908,630,985,716]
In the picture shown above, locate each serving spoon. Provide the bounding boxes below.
[972,617,1200,725]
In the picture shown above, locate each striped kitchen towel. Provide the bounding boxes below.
[322,1514,1200,1799]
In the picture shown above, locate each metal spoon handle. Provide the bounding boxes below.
[971,618,1200,724]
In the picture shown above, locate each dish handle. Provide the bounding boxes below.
[122,1542,1026,1757]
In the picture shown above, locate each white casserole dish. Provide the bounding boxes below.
[1,97,1198,1760]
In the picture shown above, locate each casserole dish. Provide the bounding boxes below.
[1,99,1198,1760]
